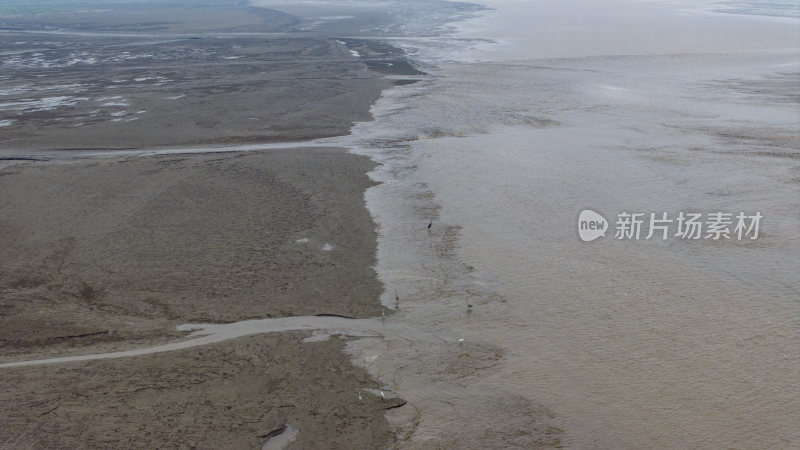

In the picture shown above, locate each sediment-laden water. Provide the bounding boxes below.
[332,1,799,447]
[2,1,796,447]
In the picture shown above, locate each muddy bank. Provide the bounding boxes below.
[0,149,382,360]
[0,331,401,449]
[0,147,398,447]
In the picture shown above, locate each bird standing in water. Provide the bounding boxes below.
[427,220,432,230]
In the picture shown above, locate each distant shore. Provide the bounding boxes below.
[0,1,424,152]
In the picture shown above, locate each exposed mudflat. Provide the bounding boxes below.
[0,331,401,449]
[0,1,436,151]
[0,148,396,448]
[0,148,382,359]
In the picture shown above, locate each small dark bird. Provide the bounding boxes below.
[395,290,400,310]
[467,303,473,309]
[427,220,432,229]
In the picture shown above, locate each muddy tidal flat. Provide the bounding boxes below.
[0,0,428,151]
[0,147,401,447]
[0,0,469,445]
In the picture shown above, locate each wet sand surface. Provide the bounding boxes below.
[0,148,396,447]
[0,331,400,449]
[0,148,383,360]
